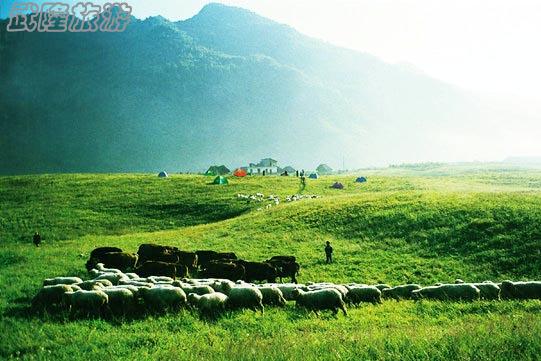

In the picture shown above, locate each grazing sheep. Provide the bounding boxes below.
[101,288,135,315]
[110,285,143,298]
[306,284,349,299]
[148,276,174,284]
[43,277,83,286]
[76,280,112,291]
[292,288,347,316]
[93,272,129,286]
[272,284,305,301]
[373,284,391,291]
[257,286,287,307]
[412,284,480,301]
[224,285,264,313]
[469,282,500,300]
[211,280,236,294]
[187,292,228,319]
[141,286,187,312]
[32,284,74,310]
[95,263,124,274]
[119,279,154,288]
[64,290,109,316]
[500,281,541,300]
[178,284,215,296]
[381,284,422,300]
[345,286,382,305]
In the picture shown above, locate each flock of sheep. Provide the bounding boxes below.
[236,193,320,211]
[32,266,541,320]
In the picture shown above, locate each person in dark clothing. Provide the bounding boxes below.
[325,241,333,263]
[33,232,41,247]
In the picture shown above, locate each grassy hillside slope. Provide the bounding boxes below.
[1,171,541,360]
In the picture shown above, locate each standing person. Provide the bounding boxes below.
[325,241,333,264]
[33,231,41,247]
[300,175,306,190]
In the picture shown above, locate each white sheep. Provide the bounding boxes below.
[124,273,141,280]
[373,284,391,291]
[412,284,480,301]
[32,284,75,310]
[187,292,228,319]
[257,286,287,306]
[95,263,123,274]
[93,272,129,285]
[119,279,154,288]
[211,280,236,294]
[469,282,500,300]
[381,284,421,300]
[224,285,264,313]
[141,286,187,312]
[64,290,109,316]
[76,280,112,291]
[306,284,349,299]
[271,284,305,301]
[43,277,83,286]
[345,286,382,305]
[101,288,135,314]
[179,284,215,296]
[148,276,174,284]
[500,281,541,300]
[292,288,347,316]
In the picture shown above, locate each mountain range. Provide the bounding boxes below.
[0,3,508,174]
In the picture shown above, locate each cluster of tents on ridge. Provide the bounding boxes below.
[156,170,367,188]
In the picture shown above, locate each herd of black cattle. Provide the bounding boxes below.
[86,244,300,283]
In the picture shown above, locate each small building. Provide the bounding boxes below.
[247,158,278,175]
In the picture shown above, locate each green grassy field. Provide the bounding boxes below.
[1,168,541,360]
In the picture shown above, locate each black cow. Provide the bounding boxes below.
[135,261,184,279]
[87,252,138,272]
[200,261,245,281]
[235,260,277,283]
[266,257,300,284]
[89,247,123,260]
[196,250,237,268]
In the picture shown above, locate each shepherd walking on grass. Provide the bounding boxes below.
[33,232,41,247]
[325,241,333,264]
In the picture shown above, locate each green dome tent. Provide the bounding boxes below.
[213,176,229,185]
[331,182,344,189]
[158,171,168,178]
[355,177,367,183]
[308,173,319,179]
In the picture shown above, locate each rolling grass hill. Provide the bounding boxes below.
[1,170,541,360]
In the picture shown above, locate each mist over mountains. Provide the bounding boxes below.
[0,3,510,174]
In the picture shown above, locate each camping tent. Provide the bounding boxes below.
[233,168,247,177]
[213,176,229,185]
[308,173,319,179]
[355,177,367,183]
[158,171,168,178]
[331,182,344,189]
